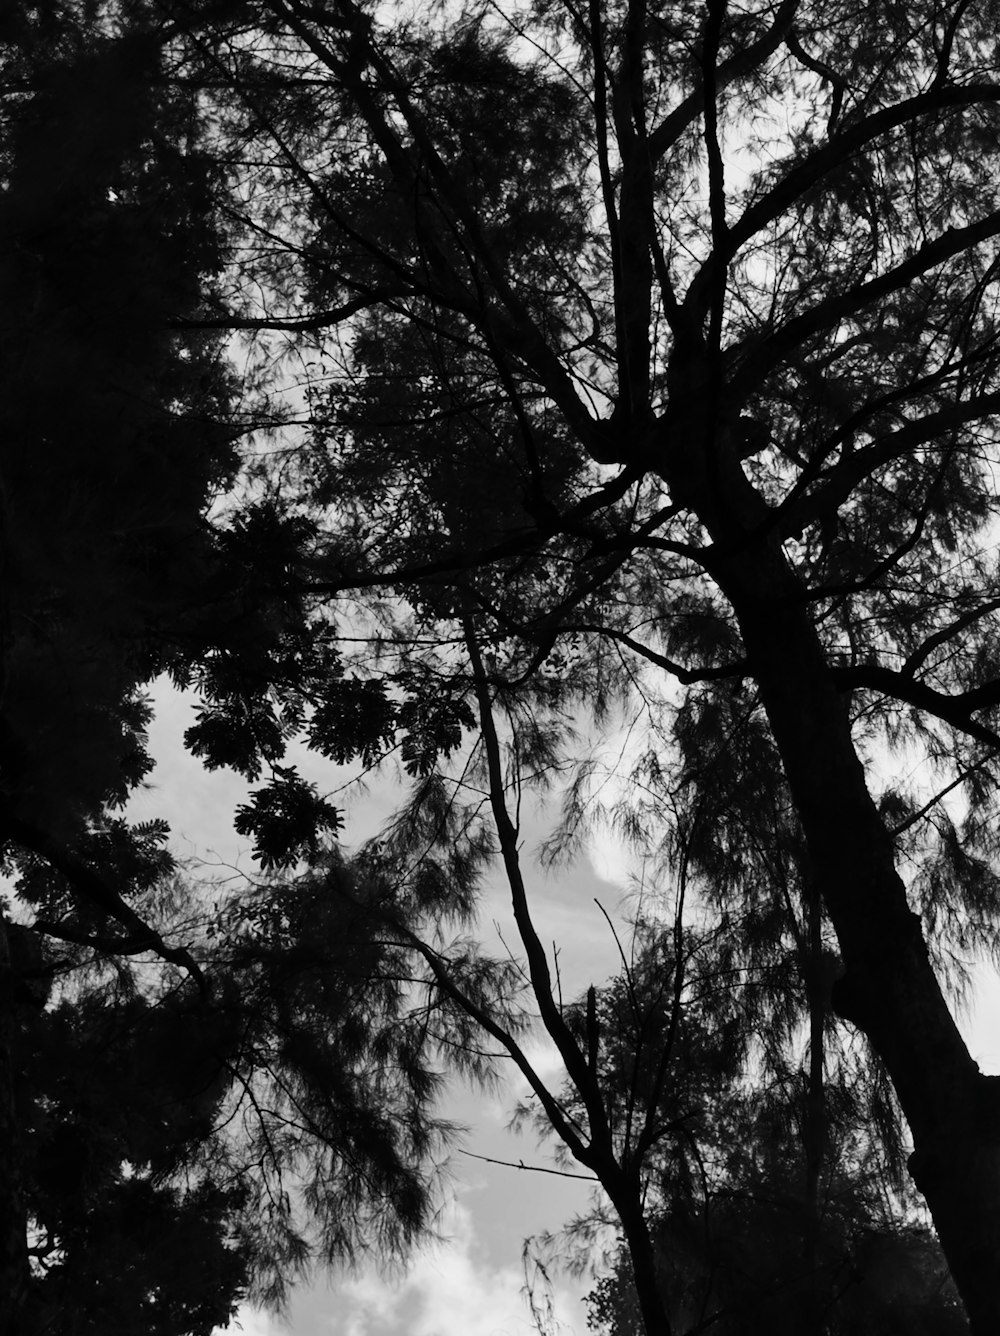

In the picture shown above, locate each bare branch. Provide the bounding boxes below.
[458,1148,597,1181]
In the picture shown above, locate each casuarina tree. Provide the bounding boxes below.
[12,0,1000,1330]
[136,0,1000,1329]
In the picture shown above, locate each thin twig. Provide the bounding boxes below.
[459,1149,597,1182]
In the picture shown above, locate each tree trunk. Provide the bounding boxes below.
[611,1183,674,1336]
[803,883,826,1332]
[660,411,1000,1331]
[0,910,29,1336]
[724,544,1000,1331]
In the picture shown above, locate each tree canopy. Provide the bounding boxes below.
[7,0,1000,1330]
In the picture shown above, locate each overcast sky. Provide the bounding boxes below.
[126,679,1000,1336]
[126,678,638,1336]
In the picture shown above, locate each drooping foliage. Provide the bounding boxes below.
[83,0,1000,1327]
[8,837,527,1328]
[0,4,507,1330]
[10,0,1000,1329]
[537,921,967,1334]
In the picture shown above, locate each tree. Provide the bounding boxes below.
[0,0,238,921]
[0,6,478,1330]
[10,854,479,1333]
[119,0,1000,1329]
[12,0,1000,1329]
[0,5,237,1321]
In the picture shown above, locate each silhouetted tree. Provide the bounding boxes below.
[12,0,1000,1329]
[0,7,234,1322]
[115,0,1000,1327]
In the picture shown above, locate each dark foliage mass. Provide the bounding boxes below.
[5,0,1000,1331]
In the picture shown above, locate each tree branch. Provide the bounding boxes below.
[608,0,653,423]
[458,1148,597,1181]
[729,210,1000,398]
[831,663,1000,747]
[30,919,172,956]
[398,927,593,1162]
[685,82,1000,320]
[646,0,798,159]
[931,0,975,88]
[785,27,846,133]
[0,811,205,989]
[463,620,613,1148]
[776,389,1000,541]
[901,597,1000,677]
[561,622,747,685]
[169,291,410,331]
[702,0,730,367]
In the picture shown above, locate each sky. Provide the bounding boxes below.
[125,677,636,1336]
[124,677,1000,1336]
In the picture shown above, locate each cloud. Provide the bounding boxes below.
[586,827,636,891]
[328,1200,584,1336]
[510,1035,569,1096]
[221,1199,587,1336]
